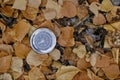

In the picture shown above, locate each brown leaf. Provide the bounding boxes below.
[99,0,113,12]
[46,0,61,18]
[26,50,48,66]
[0,73,12,80]
[56,66,80,80]
[73,71,90,80]
[102,64,120,79]
[49,49,61,61]
[73,44,86,58]
[11,57,23,73]
[87,69,104,80]
[29,67,46,80]
[77,5,88,20]
[22,6,38,20]
[93,13,106,25]
[0,44,14,54]
[0,55,12,73]
[2,27,15,44]
[14,42,31,59]
[77,57,91,70]
[58,26,75,47]
[1,6,14,17]
[28,0,41,8]
[12,0,27,10]
[0,51,8,58]
[12,20,30,41]
[0,21,6,32]
[61,1,77,18]
[43,8,57,20]
[111,21,120,31]
[89,2,100,15]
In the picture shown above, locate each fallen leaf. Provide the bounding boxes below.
[49,49,61,61]
[87,69,104,80]
[77,57,91,70]
[46,0,61,18]
[26,50,48,66]
[104,24,115,32]
[89,2,100,15]
[52,61,62,69]
[0,44,14,54]
[73,45,86,58]
[111,21,120,31]
[12,0,27,10]
[28,0,41,8]
[22,6,38,20]
[42,56,52,66]
[14,42,31,59]
[56,66,80,80]
[93,13,106,25]
[61,1,77,18]
[92,54,111,68]
[77,5,88,20]
[29,67,46,80]
[112,48,119,64]
[0,73,12,80]
[1,6,14,17]
[11,57,23,73]
[0,21,6,32]
[0,55,12,73]
[99,0,113,12]
[73,71,90,80]
[102,64,119,79]
[12,20,30,41]
[0,51,8,58]
[12,71,23,80]
[43,8,57,20]
[58,26,75,47]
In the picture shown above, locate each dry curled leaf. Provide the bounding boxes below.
[111,21,120,31]
[56,66,80,80]
[73,45,86,58]
[12,0,27,10]
[0,55,12,73]
[0,21,6,32]
[77,5,88,20]
[89,2,100,15]
[0,51,8,58]
[12,71,23,80]
[43,8,57,20]
[77,57,91,70]
[58,26,75,47]
[26,50,48,66]
[2,27,16,44]
[61,1,77,18]
[29,67,46,80]
[46,0,61,18]
[1,6,14,17]
[73,71,90,80]
[12,20,30,41]
[112,48,119,64]
[102,64,120,79]
[90,53,111,68]
[104,24,115,32]
[22,6,38,20]
[11,57,23,73]
[0,73,12,80]
[14,42,31,59]
[0,44,14,55]
[28,0,41,8]
[49,49,61,61]
[99,0,113,12]
[93,13,106,25]
[87,69,104,80]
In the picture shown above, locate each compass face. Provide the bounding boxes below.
[30,28,56,54]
